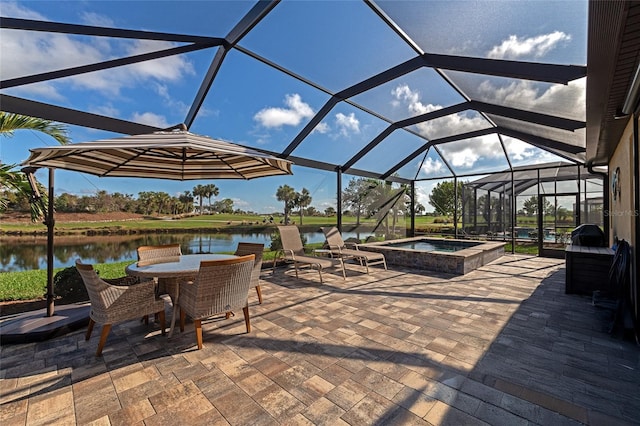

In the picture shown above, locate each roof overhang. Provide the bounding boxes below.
[586,1,640,165]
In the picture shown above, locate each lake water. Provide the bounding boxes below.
[0,231,374,272]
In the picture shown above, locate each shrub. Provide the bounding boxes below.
[433,217,451,224]
[53,266,88,303]
[269,232,282,251]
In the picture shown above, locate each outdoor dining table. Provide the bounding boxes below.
[125,253,237,337]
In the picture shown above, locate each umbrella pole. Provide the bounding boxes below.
[46,168,55,317]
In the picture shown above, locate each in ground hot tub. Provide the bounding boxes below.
[359,236,505,275]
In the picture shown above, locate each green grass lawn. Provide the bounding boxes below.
[1,212,455,234]
[504,243,539,255]
[0,246,304,301]
[0,260,135,301]
[0,240,539,302]
[0,212,538,301]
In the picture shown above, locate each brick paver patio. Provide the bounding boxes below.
[1,255,639,425]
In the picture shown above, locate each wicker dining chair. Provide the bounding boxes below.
[277,225,345,283]
[136,243,183,299]
[178,254,255,350]
[75,259,166,356]
[137,243,182,263]
[234,242,265,304]
[320,226,387,273]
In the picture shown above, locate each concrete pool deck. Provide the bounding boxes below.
[360,236,506,275]
[2,255,638,425]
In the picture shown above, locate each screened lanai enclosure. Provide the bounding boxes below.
[1,1,604,257]
[459,163,604,257]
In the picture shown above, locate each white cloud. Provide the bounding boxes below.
[415,182,437,212]
[11,83,66,101]
[477,77,586,120]
[421,157,444,175]
[392,84,503,169]
[130,112,170,128]
[391,85,440,116]
[392,84,490,140]
[417,111,489,140]
[505,138,534,161]
[0,1,46,20]
[335,112,360,136]
[488,31,571,60]
[503,137,559,164]
[390,75,581,170]
[80,11,115,28]
[126,39,194,82]
[254,94,315,128]
[232,197,250,208]
[437,134,506,169]
[444,146,479,168]
[154,83,192,118]
[0,3,194,100]
[90,104,120,118]
[312,122,330,134]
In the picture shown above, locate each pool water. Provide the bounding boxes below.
[360,237,505,275]
[387,240,481,252]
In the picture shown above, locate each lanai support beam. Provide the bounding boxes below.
[454,177,458,239]
[511,171,516,254]
[337,168,343,233]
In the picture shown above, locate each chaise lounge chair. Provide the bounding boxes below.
[277,225,345,283]
[320,226,387,273]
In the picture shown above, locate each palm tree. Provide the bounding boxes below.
[0,113,70,221]
[276,184,296,224]
[294,188,312,225]
[154,191,171,215]
[179,190,194,214]
[203,183,219,212]
[192,184,206,215]
[0,113,69,145]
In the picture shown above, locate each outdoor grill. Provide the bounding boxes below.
[565,224,612,295]
[570,224,606,247]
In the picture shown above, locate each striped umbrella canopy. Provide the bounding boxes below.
[22,129,293,180]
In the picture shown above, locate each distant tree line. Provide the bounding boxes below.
[428,181,572,223]
[1,185,248,217]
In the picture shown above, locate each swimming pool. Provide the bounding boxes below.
[360,237,505,275]
[386,239,482,252]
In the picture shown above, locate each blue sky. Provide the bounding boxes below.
[0,1,588,214]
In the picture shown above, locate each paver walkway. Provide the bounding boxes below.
[1,255,639,425]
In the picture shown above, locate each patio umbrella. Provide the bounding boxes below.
[22,128,293,180]
[21,127,293,317]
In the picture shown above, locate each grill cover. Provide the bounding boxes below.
[571,224,605,246]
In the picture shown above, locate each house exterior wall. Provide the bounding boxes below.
[607,116,637,307]
[608,118,636,248]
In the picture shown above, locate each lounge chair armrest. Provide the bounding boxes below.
[121,278,157,294]
[98,278,157,308]
[282,249,296,259]
[344,242,358,250]
[326,244,343,253]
